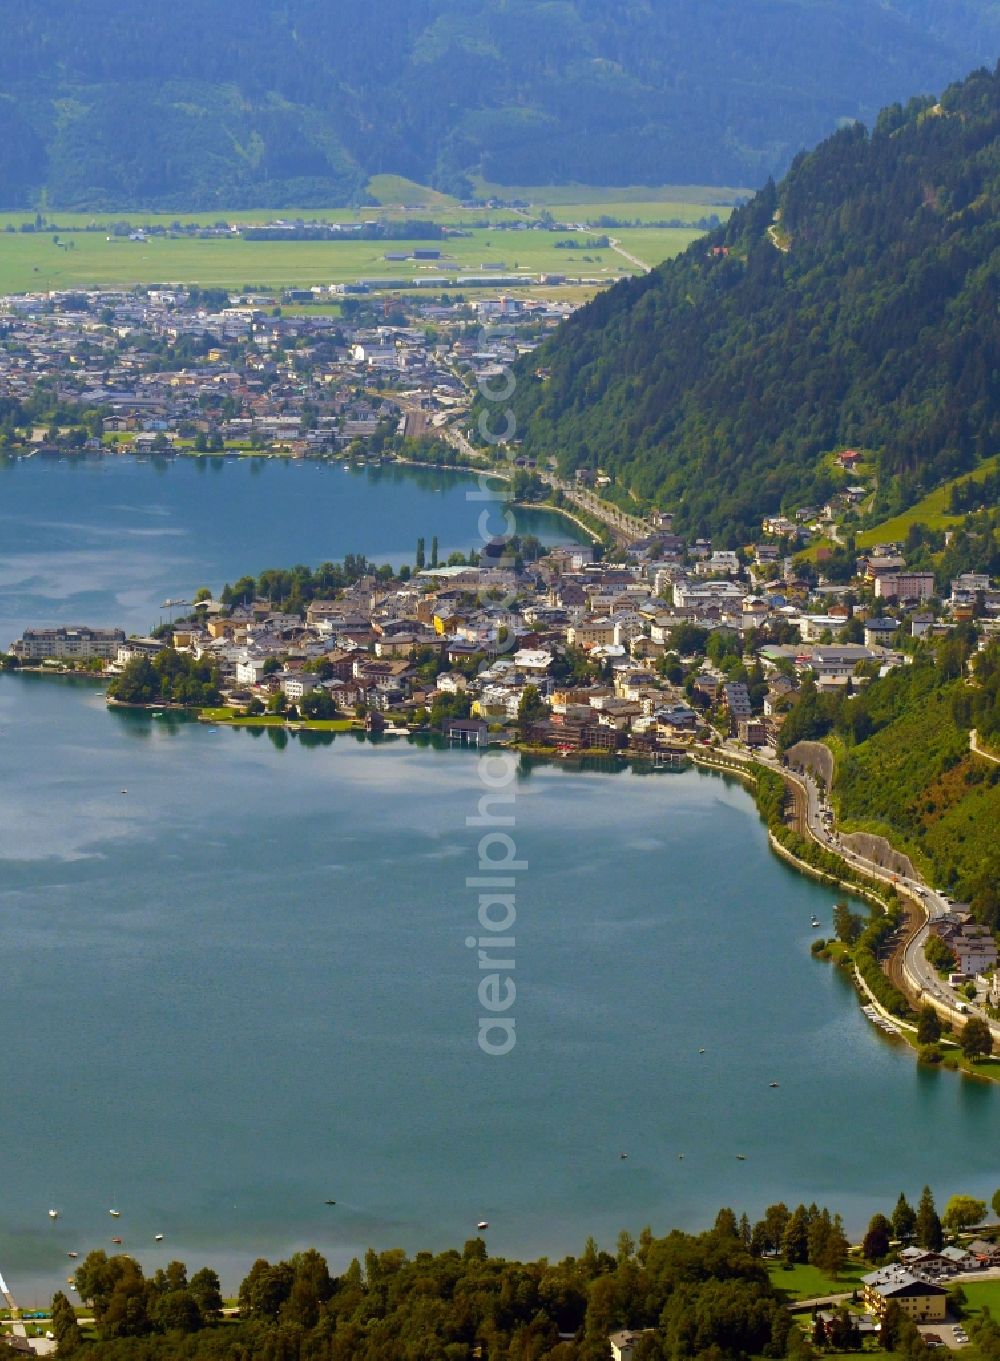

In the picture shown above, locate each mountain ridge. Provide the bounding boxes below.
[497,63,1000,543]
[1,0,1000,207]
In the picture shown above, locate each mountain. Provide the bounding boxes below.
[502,63,1000,543]
[1,0,1000,207]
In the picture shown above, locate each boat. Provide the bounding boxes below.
[48,1209,59,1220]
[477,1221,489,1231]
[109,1209,121,1218]
[111,1236,123,1245]
[619,1152,629,1160]
[154,1234,164,1242]
[769,1082,780,1088]
[324,1200,336,1206]
[736,1154,747,1161]
[811,917,821,928]
[698,1047,705,1053]
[677,1153,684,1159]
[67,1253,78,1260]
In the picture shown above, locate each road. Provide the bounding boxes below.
[717,741,1000,1044]
[440,423,651,545]
[608,236,652,273]
[970,728,1000,765]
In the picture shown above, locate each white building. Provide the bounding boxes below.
[12,626,125,661]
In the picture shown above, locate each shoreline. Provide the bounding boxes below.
[690,747,1000,1084]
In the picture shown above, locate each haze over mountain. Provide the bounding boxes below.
[1,0,1000,207]
[497,63,1000,543]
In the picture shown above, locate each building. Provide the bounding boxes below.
[864,617,899,648]
[116,636,166,665]
[724,681,753,734]
[932,920,998,975]
[12,625,125,661]
[443,717,490,746]
[738,717,767,746]
[798,615,850,642]
[862,1267,947,1321]
[873,571,935,601]
[609,1330,652,1361]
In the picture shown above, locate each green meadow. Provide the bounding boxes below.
[470,177,749,207]
[858,453,1000,547]
[0,220,701,294]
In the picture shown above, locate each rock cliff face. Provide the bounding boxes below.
[785,741,835,791]
[839,833,917,882]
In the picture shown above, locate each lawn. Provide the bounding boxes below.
[961,1278,1000,1319]
[857,453,1000,547]
[197,709,358,733]
[767,1259,868,1301]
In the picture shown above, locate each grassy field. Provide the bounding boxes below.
[555,199,730,224]
[858,454,1000,547]
[767,1259,868,1301]
[961,1279,1000,1319]
[198,709,358,732]
[0,222,701,293]
[470,177,749,206]
[366,174,459,210]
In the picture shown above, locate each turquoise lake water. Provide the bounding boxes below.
[0,458,995,1304]
[0,453,581,646]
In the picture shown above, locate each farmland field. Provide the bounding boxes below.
[0,220,704,294]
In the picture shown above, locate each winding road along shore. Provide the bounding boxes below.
[698,739,1000,1052]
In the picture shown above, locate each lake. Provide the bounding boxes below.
[0,675,996,1305]
[0,453,583,646]
[0,455,995,1307]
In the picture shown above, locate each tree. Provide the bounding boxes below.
[862,1214,891,1263]
[892,1193,916,1243]
[415,537,425,570]
[817,1214,849,1280]
[880,1302,904,1351]
[916,1186,943,1251]
[942,1196,987,1236]
[960,1017,993,1060]
[916,1005,942,1045]
[833,902,864,946]
[189,1267,223,1320]
[993,1188,1000,1220]
[807,1208,831,1266]
[925,935,958,973]
[783,1205,810,1264]
[153,1289,201,1333]
[517,684,546,737]
[759,1203,790,1254]
[430,535,439,568]
[50,1290,82,1353]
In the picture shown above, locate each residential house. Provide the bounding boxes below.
[864,617,899,648]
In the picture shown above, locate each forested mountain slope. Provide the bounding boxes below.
[0,0,999,206]
[503,64,1000,542]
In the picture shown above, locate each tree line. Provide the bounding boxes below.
[41,1186,1000,1361]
